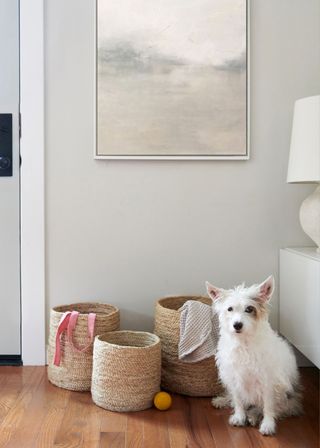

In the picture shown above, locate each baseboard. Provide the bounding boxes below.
[0,355,22,366]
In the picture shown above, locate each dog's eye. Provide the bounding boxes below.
[227,307,233,312]
[245,306,254,313]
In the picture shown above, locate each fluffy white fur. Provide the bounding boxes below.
[206,276,302,436]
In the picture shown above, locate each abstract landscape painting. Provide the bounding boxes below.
[96,0,248,158]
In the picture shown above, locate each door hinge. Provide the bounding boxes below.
[19,113,21,139]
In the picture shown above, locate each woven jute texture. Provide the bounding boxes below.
[154,296,222,397]
[91,331,161,412]
[47,302,120,391]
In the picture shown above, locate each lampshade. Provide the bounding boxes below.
[287,95,320,183]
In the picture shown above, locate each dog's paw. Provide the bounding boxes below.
[259,417,276,436]
[229,413,247,427]
[211,396,230,409]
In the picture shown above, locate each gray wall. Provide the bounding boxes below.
[45,0,320,331]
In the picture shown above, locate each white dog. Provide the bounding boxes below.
[206,276,302,436]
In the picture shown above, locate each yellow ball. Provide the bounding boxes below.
[153,391,172,411]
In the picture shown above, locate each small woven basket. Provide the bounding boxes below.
[47,302,120,391]
[91,331,161,412]
[154,295,222,397]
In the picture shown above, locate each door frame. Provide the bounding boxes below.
[20,0,46,365]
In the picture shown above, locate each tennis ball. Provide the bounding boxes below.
[153,391,172,411]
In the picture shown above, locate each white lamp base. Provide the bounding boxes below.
[299,184,320,253]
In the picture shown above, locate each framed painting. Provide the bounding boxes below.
[95,0,249,160]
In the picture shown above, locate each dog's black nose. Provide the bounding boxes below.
[233,322,243,331]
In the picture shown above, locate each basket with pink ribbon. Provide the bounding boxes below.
[47,302,120,391]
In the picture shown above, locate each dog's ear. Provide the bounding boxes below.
[206,281,224,301]
[257,275,275,302]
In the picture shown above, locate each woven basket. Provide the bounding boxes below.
[154,295,222,397]
[91,331,161,412]
[47,302,120,391]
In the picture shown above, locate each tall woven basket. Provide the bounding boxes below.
[47,302,120,391]
[91,331,161,412]
[154,295,222,397]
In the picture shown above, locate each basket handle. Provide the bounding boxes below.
[67,311,96,353]
[53,311,96,366]
[53,311,72,366]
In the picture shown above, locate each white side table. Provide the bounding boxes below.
[280,247,320,368]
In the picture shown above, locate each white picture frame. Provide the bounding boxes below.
[94,0,250,160]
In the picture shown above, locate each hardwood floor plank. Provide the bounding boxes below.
[0,367,36,424]
[301,367,319,390]
[276,418,309,448]
[100,432,125,448]
[246,427,280,448]
[0,375,21,423]
[126,432,143,448]
[5,369,51,448]
[224,414,255,448]
[35,407,66,448]
[37,373,102,448]
[78,393,103,448]
[43,375,71,409]
[0,367,43,448]
[206,412,235,448]
[33,372,71,448]
[277,415,319,448]
[100,410,127,433]
[143,407,170,448]
[126,411,143,448]
[301,368,319,444]
[167,395,187,448]
[53,391,96,447]
[182,397,217,448]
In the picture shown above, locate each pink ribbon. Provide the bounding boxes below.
[53,311,96,366]
[53,311,71,366]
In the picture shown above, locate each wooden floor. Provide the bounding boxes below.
[0,367,318,448]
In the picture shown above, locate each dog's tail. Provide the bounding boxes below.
[281,382,304,417]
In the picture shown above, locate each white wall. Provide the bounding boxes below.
[45,0,320,331]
